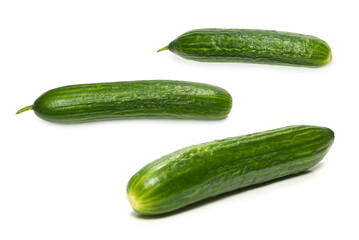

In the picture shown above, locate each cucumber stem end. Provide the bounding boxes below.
[16,105,33,114]
[157,46,169,52]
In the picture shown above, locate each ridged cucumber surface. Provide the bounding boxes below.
[158,28,332,67]
[127,125,334,215]
[16,80,232,123]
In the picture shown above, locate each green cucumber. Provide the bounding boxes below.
[158,28,332,67]
[16,80,232,123]
[127,125,334,215]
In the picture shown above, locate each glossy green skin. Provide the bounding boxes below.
[29,80,232,123]
[127,125,334,215]
[166,29,332,67]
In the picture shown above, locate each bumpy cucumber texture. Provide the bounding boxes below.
[16,80,232,123]
[127,125,334,215]
[158,29,331,67]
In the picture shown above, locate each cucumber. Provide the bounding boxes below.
[16,80,232,123]
[127,125,334,215]
[158,28,332,67]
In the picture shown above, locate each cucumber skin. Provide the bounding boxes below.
[127,125,334,215]
[166,29,331,67]
[30,80,232,123]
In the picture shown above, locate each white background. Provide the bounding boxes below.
[1,0,358,239]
